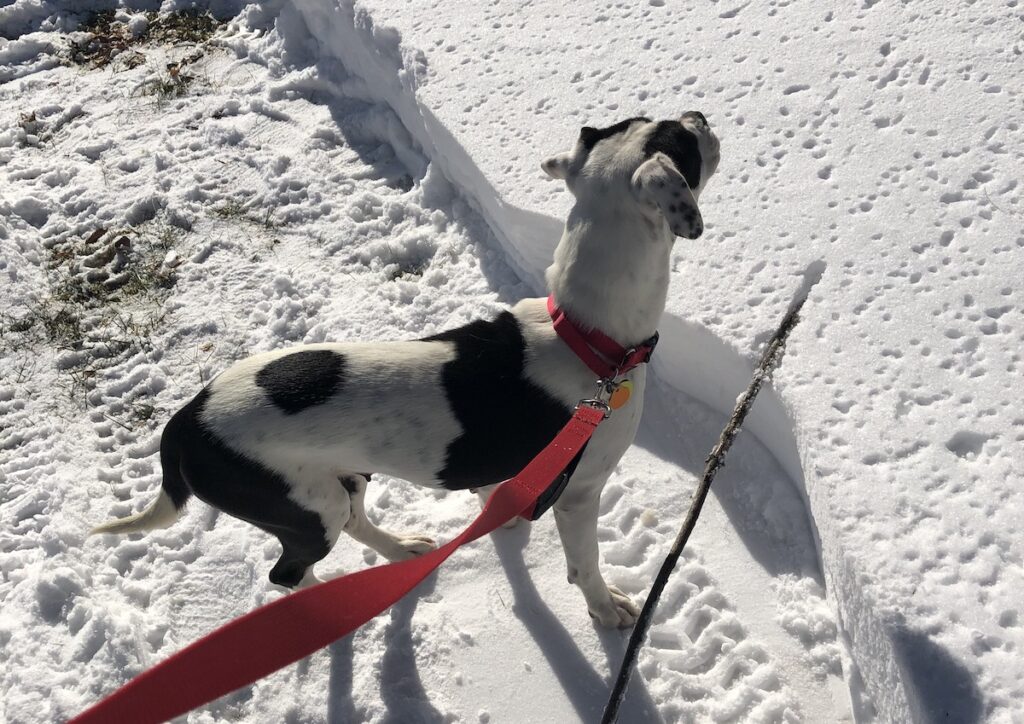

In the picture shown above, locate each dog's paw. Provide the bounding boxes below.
[296,570,325,589]
[588,584,640,628]
[267,568,326,594]
[387,535,437,561]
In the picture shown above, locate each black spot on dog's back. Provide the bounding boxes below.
[425,313,572,489]
[580,116,651,150]
[644,121,702,190]
[256,350,345,415]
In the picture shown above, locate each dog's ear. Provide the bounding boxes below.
[631,152,703,239]
[541,152,572,180]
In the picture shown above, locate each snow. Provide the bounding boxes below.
[1,1,1021,723]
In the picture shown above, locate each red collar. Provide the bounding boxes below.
[547,295,659,380]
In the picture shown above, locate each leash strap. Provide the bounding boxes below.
[70,404,608,724]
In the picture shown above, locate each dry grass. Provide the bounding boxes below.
[0,219,187,423]
[66,9,222,70]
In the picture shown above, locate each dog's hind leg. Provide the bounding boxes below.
[268,530,331,588]
[340,475,437,561]
[181,445,350,589]
[263,468,355,588]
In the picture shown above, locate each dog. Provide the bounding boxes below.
[92,112,720,628]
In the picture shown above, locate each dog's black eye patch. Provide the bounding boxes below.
[579,116,651,150]
[256,349,345,415]
[644,121,702,190]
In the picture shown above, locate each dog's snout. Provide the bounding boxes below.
[681,111,708,126]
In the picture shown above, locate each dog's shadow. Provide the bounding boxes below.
[325,528,660,723]
[327,573,446,724]
[489,523,662,723]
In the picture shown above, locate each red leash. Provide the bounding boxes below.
[71,403,608,724]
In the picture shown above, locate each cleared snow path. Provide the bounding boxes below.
[287,1,1024,721]
[2,7,852,723]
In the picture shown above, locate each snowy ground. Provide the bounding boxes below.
[0,1,1021,723]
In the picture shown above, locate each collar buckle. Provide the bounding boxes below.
[641,331,659,363]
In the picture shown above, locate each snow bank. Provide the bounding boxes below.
[287,0,1024,720]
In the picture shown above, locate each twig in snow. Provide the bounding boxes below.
[101,411,134,432]
[601,263,824,723]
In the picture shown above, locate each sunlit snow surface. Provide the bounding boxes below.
[1,2,1021,723]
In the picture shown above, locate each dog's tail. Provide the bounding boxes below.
[90,488,180,535]
[91,406,193,536]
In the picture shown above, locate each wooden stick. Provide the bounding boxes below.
[601,273,819,723]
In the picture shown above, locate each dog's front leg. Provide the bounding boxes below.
[552,485,639,628]
[471,484,521,528]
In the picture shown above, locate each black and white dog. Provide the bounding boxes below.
[93,113,720,628]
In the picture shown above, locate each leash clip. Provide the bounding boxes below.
[576,377,621,419]
[576,396,612,419]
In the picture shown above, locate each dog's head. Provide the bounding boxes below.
[541,112,720,240]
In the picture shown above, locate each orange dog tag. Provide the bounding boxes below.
[608,380,633,410]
